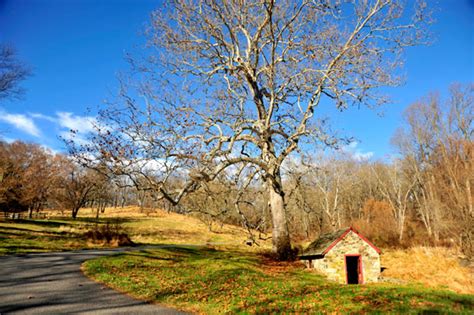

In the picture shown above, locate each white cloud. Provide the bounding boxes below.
[29,113,57,123]
[0,110,100,151]
[39,144,60,155]
[41,112,98,145]
[0,111,41,137]
[340,141,374,161]
[353,151,374,161]
[56,112,96,134]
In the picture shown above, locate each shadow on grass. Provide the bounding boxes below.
[0,218,142,255]
[35,217,139,225]
[0,217,139,236]
[6,219,66,228]
[0,225,82,239]
[0,225,67,235]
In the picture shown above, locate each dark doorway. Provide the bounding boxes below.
[345,255,361,284]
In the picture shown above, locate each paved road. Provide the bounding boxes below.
[0,248,187,314]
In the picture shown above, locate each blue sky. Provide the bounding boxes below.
[0,0,473,158]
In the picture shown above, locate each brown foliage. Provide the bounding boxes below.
[352,199,399,247]
[382,247,474,294]
[0,141,58,215]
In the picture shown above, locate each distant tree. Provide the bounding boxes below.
[352,198,398,246]
[88,171,113,219]
[0,141,57,216]
[52,157,97,219]
[71,0,430,259]
[0,44,31,101]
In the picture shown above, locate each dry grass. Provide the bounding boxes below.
[382,246,474,294]
[47,206,272,251]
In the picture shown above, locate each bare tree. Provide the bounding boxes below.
[52,157,97,219]
[393,96,441,240]
[313,156,359,230]
[0,45,31,101]
[88,171,113,219]
[71,0,430,259]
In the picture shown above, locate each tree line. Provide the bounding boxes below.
[0,143,160,219]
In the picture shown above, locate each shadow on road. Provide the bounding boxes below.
[0,248,186,314]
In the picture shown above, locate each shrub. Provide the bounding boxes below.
[84,222,134,247]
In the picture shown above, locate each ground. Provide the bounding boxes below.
[1,206,473,314]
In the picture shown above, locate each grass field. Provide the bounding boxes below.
[83,246,474,314]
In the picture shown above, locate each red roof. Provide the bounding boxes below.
[323,226,381,255]
[301,226,381,257]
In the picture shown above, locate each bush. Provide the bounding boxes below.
[84,222,134,247]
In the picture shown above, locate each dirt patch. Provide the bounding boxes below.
[258,253,305,275]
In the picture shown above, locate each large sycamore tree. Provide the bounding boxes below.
[73,0,430,259]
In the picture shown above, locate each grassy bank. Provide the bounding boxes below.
[83,246,474,314]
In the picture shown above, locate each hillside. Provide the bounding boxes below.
[46,206,273,249]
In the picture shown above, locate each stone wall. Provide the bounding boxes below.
[306,231,380,283]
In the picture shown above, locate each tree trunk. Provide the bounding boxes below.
[269,182,292,260]
[72,207,79,219]
[398,216,404,242]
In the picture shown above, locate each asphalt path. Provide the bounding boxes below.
[0,248,187,314]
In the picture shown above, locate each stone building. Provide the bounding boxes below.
[300,227,381,284]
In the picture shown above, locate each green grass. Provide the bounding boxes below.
[83,246,474,314]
